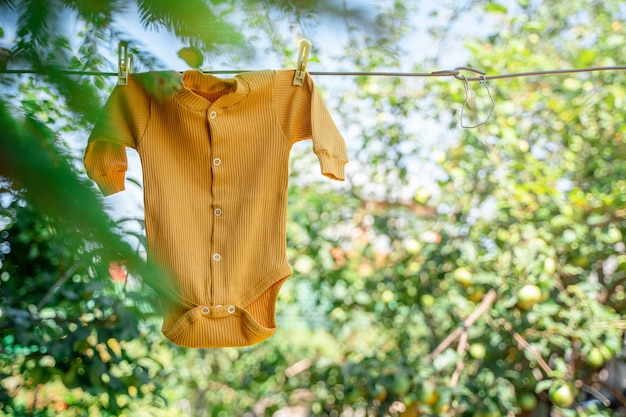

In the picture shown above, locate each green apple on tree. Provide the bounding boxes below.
[517,284,542,310]
[549,382,577,408]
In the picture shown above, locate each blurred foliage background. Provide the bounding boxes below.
[1,0,626,416]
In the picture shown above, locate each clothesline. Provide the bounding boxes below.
[321,65,626,81]
[1,65,625,81]
[2,65,624,129]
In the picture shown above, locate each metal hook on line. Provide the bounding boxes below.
[453,66,487,81]
[460,75,495,129]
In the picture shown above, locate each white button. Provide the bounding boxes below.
[201,306,210,315]
[212,253,222,261]
[227,305,236,314]
[209,111,217,119]
[213,158,221,166]
[214,208,222,217]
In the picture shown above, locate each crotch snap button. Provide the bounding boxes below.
[227,305,236,314]
[201,306,210,315]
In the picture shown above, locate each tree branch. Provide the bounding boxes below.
[498,318,553,376]
[449,329,468,387]
[429,288,497,360]
[36,261,82,310]
[581,384,611,407]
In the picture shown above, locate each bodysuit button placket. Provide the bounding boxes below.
[209,107,224,302]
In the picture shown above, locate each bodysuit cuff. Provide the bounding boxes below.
[316,151,346,181]
[95,171,126,196]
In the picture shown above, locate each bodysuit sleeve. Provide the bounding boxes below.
[274,70,348,181]
[84,75,151,196]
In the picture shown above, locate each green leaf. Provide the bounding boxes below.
[52,36,71,50]
[577,49,598,67]
[485,2,508,14]
[433,348,458,371]
[535,379,553,393]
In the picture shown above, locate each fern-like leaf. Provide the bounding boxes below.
[135,0,244,53]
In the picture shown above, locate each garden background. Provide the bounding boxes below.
[1,0,626,416]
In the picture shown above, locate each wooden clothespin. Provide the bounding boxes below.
[293,39,312,86]
[117,41,132,86]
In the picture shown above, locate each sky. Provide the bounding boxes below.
[117,1,499,72]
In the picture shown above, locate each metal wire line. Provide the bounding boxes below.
[1,65,625,80]
[319,66,626,80]
[1,64,623,129]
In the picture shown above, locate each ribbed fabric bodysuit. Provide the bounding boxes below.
[84,69,347,348]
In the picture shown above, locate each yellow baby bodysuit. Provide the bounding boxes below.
[84,69,347,348]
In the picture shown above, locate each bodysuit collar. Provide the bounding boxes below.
[175,70,250,111]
